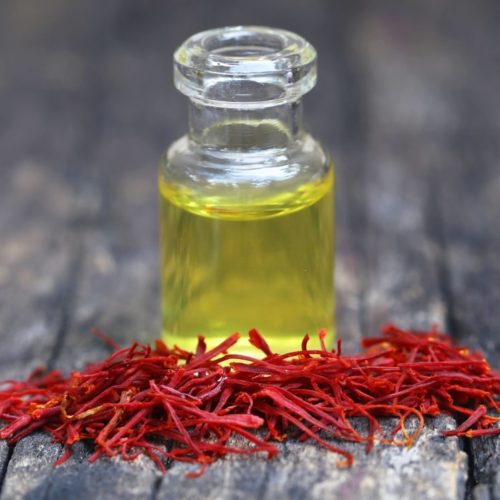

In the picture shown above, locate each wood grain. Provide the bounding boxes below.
[0,1,498,499]
[159,417,467,500]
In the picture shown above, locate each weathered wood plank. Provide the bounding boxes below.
[0,0,121,379]
[41,443,159,500]
[317,4,367,355]
[369,2,500,497]
[344,1,500,498]
[0,20,90,494]
[0,433,61,500]
[0,0,131,495]
[349,3,448,332]
[37,94,164,500]
[470,433,500,500]
[324,4,471,500]
[0,442,8,487]
[440,129,500,499]
[428,0,500,366]
[44,13,168,366]
[157,417,467,500]
[0,164,74,380]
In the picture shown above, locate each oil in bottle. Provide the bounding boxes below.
[159,165,334,356]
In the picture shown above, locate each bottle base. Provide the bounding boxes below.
[161,330,335,359]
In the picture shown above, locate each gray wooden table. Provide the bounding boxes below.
[0,1,499,499]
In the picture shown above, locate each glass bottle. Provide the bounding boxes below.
[159,26,334,356]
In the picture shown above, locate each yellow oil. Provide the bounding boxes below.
[159,167,334,356]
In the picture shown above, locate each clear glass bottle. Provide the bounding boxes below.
[159,26,334,356]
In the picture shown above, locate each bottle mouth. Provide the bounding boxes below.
[174,26,317,109]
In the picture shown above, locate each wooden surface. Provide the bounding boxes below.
[0,1,499,499]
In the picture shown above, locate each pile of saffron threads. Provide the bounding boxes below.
[0,325,499,477]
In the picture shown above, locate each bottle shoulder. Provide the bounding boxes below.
[160,133,332,187]
[159,134,333,220]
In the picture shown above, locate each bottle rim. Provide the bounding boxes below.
[174,26,317,109]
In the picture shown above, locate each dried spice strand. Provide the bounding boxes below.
[0,325,499,477]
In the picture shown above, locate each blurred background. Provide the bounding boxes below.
[0,0,499,375]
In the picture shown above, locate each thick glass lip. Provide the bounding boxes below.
[174,26,317,109]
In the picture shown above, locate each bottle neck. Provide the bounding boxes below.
[188,100,303,149]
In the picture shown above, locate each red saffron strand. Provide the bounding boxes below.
[0,325,498,477]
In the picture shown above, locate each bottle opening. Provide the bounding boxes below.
[174,26,317,109]
[201,30,285,57]
[209,45,280,58]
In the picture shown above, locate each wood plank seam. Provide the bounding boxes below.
[0,445,14,498]
[46,240,85,371]
[425,167,476,499]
